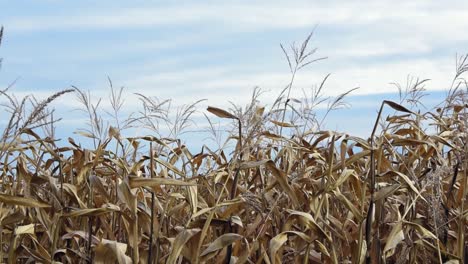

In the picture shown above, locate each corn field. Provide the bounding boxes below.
[0,28,467,263]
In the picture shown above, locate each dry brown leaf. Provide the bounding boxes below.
[269,232,287,264]
[117,180,137,215]
[94,239,132,264]
[15,224,35,235]
[383,100,416,115]
[167,228,201,263]
[200,233,242,257]
[129,177,196,188]
[265,161,299,208]
[62,207,119,217]
[0,193,50,208]
[383,222,404,257]
[375,183,401,201]
[207,106,237,119]
[270,120,296,127]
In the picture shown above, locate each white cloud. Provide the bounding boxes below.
[6,1,468,79]
[4,4,323,32]
[3,0,467,111]
[2,54,459,115]
[107,55,457,108]
[6,1,468,35]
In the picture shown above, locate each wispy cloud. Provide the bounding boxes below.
[6,4,320,32]
[6,1,468,35]
[106,55,456,108]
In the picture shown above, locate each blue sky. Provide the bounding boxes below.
[1,0,467,148]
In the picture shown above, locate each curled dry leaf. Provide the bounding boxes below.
[207,106,237,119]
[383,100,415,115]
[269,232,287,264]
[383,222,404,257]
[166,228,201,263]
